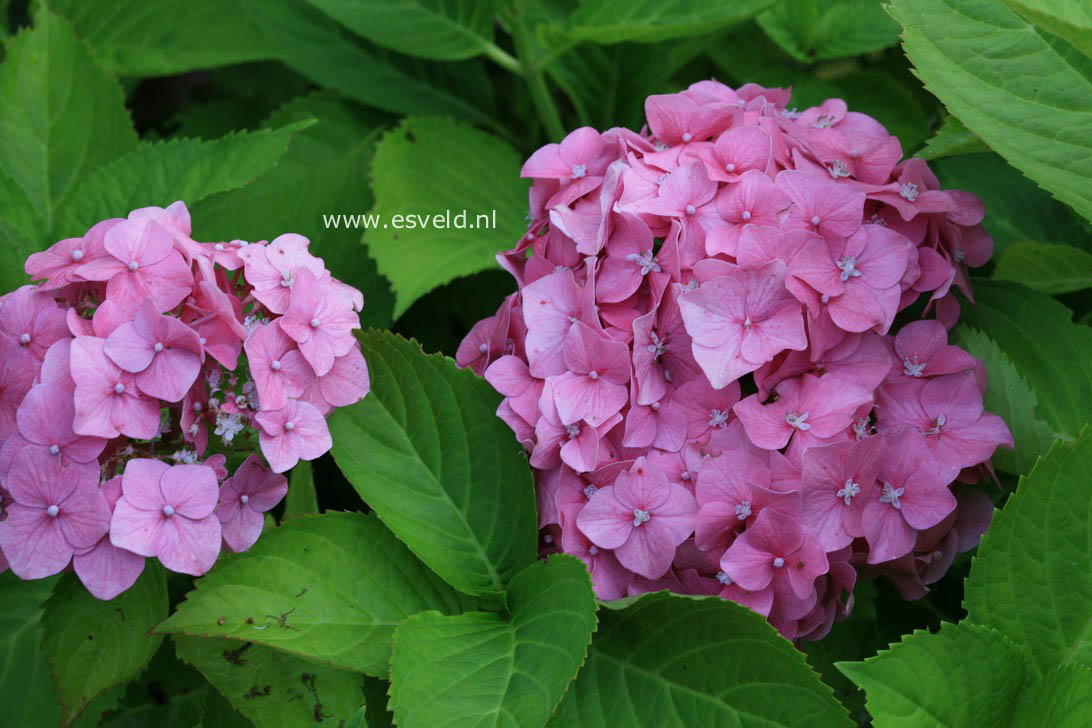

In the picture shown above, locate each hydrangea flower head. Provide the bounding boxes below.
[461,80,1013,641]
[0,201,370,598]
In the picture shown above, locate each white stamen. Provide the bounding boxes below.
[70,249,84,262]
[626,250,661,276]
[879,482,904,509]
[162,505,175,517]
[820,294,831,304]
[543,533,553,544]
[309,318,321,328]
[741,210,752,221]
[681,132,693,143]
[271,359,282,371]
[743,315,752,327]
[284,421,295,431]
[785,411,811,431]
[725,162,736,172]
[647,331,667,357]
[127,260,139,271]
[837,256,861,282]
[708,409,730,429]
[772,556,785,568]
[899,182,920,202]
[836,479,860,506]
[716,571,732,585]
[632,509,651,527]
[924,413,946,436]
[588,545,599,555]
[113,382,126,394]
[814,114,835,128]
[570,163,587,179]
[903,356,926,377]
[853,417,871,440]
[46,504,59,517]
[48,444,60,455]
[19,333,30,345]
[650,401,660,411]
[735,501,752,520]
[477,343,488,354]
[810,215,822,227]
[828,160,850,179]
[240,494,250,504]
[154,342,164,352]
[685,204,697,216]
[583,484,597,498]
[193,401,203,412]
[566,423,581,439]
[280,276,292,287]
[588,370,599,380]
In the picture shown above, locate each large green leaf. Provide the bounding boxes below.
[0,8,137,238]
[547,592,851,727]
[757,0,900,62]
[366,116,527,318]
[836,622,1028,728]
[304,0,498,60]
[889,0,1092,223]
[931,153,1091,254]
[329,331,537,597]
[194,92,395,330]
[950,327,1055,475]
[253,0,501,130]
[1012,665,1092,728]
[544,0,778,45]
[958,280,1092,443]
[1003,0,1092,60]
[48,0,274,76]
[41,565,167,726]
[56,124,305,239]
[174,636,364,727]
[992,241,1092,294]
[157,512,474,677]
[283,460,319,518]
[389,555,597,728]
[0,573,61,727]
[966,427,1092,676]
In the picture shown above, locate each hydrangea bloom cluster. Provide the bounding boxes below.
[459,81,1013,640]
[0,202,368,598]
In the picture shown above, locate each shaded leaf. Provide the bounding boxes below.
[757,0,900,62]
[1012,665,1092,728]
[545,0,778,45]
[993,241,1092,294]
[916,115,989,160]
[328,331,537,597]
[0,573,62,727]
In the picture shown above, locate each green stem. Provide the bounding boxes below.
[509,1,565,141]
[483,42,522,74]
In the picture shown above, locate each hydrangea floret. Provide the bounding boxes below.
[0,202,368,598]
[459,81,1013,640]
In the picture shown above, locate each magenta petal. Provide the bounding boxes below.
[614,520,675,579]
[576,489,632,549]
[720,537,775,592]
[109,499,163,557]
[104,321,155,373]
[57,485,112,550]
[153,514,221,575]
[159,464,220,519]
[0,505,72,579]
[220,506,264,553]
[135,349,201,401]
[73,539,145,600]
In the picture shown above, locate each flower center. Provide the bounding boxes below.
[837,256,862,282]
[741,210,752,220]
[215,243,225,251]
[19,333,30,345]
[46,504,59,517]
[903,356,926,377]
[70,249,84,262]
[309,318,321,328]
[879,482,904,509]
[271,359,282,371]
[280,276,292,287]
[836,479,860,506]
[570,163,587,179]
[284,421,295,431]
[154,342,164,352]
[127,260,139,271]
[647,331,667,357]
[828,160,850,178]
[240,494,250,504]
[162,505,175,517]
[735,501,752,521]
[588,545,599,555]
[814,114,834,128]
[625,250,661,276]
[716,571,732,585]
[810,215,822,227]
[708,409,730,429]
[588,370,599,380]
[899,182,920,201]
[725,162,736,172]
[681,132,693,143]
[924,413,946,436]
[48,444,60,455]
[583,484,597,498]
[566,423,581,439]
[113,382,126,394]
[632,509,651,527]
[772,557,785,568]
[477,342,488,354]
[785,411,811,431]
[685,204,696,216]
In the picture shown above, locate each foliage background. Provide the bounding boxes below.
[0,0,1090,726]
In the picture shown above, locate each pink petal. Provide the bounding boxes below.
[153,514,221,576]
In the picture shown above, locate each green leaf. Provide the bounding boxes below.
[546,0,778,45]
[0,8,137,237]
[174,636,364,727]
[304,0,498,61]
[950,327,1055,475]
[957,280,1092,441]
[253,0,502,130]
[916,115,989,161]
[965,428,1092,675]
[389,555,597,728]
[49,0,274,76]
[329,331,537,597]
[931,153,1091,254]
[836,622,1028,728]
[756,0,900,62]
[1002,0,1092,60]
[157,512,474,677]
[829,70,930,153]
[193,91,395,330]
[0,572,62,727]
[40,564,167,726]
[363,676,394,728]
[199,688,252,728]
[367,117,526,317]
[56,124,305,238]
[889,0,1092,223]
[284,460,319,518]
[993,241,1092,294]
[0,214,38,294]
[547,592,851,727]
[1012,665,1092,728]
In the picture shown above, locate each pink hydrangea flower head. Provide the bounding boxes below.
[255,399,333,473]
[237,233,326,314]
[216,455,288,553]
[110,459,222,576]
[279,267,360,376]
[245,322,314,411]
[104,299,205,401]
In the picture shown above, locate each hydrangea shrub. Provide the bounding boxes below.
[459,80,1013,640]
[0,202,368,598]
